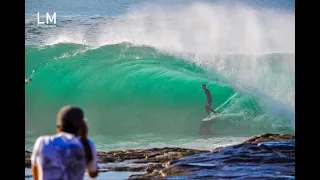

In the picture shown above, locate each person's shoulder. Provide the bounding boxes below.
[36,133,77,146]
[55,133,83,146]
[34,135,51,144]
[32,135,52,151]
[56,132,76,139]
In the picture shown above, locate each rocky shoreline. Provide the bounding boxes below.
[25,133,295,179]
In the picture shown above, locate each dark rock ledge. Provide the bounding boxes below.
[25,133,295,179]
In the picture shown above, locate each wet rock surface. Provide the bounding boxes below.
[25,147,209,170]
[243,133,294,144]
[25,151,32,168]
[129,133,295,180]
[25,133,295,179]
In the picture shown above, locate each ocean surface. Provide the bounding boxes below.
[25,0,295,179]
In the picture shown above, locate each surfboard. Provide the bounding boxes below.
[201,113,219,121]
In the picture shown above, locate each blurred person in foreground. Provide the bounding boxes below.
[31,105,99,180]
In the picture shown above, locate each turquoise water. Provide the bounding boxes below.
[25,43,294,149]
[25,0,295,178]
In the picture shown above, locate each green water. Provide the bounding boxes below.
[25,43,294,150]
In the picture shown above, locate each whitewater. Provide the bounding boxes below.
[25,2,295,152]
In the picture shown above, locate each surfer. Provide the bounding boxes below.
[202,84,218,117]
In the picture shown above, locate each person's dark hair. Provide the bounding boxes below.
[79,137,93,165]
[202,84,206,87]
[57,105,93,165]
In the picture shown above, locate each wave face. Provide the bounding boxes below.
[25,2,295,138]
[25,43,294,137]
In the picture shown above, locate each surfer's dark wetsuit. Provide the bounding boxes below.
[204,88,217,117]
[198,84,218,136]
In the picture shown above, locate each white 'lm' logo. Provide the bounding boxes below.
[37,12,56,27]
